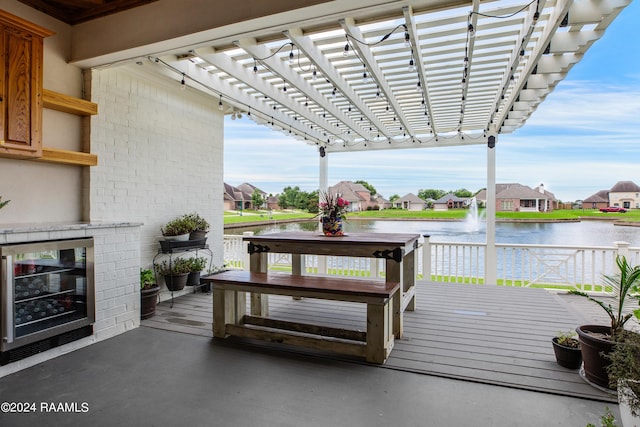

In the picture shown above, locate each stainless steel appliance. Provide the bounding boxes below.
[1,238,95,365]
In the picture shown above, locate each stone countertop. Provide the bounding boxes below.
[0,222,143,233]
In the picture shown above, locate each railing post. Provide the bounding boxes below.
[423,235,431,281]
[614,241,630,260]
[242,231,254,271]
[318,255,327,275]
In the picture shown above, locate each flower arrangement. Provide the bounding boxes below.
[318,191,349,219]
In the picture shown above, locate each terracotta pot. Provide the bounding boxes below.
[576,325,616,388]
[552,337,582,369]
[140,285,160,319]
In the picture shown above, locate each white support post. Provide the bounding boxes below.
[422,235,431,281]
[485,136,497,285]
[242,231,254,271]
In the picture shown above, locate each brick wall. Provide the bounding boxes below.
[87,64,225,279]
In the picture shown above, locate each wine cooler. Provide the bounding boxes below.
[1,238,95,365]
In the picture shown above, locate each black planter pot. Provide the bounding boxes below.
[576,325,616,389]
[187,271,202,286]
[189,230,208,240]
[140,285,160,319]
[163,273,188,292]
[552,337,582,369]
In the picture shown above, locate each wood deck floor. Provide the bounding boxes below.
[142,281,617,402]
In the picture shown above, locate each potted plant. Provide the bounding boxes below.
[570,255,640,388]
[140,268,160,319]
[0,196,9,210]
[607,331,640,426]
[161,216,194,241]
[552,330,582,369]
[318,191,349,237]
[155,258,191,291]
[186,256,208,286]
[183,212,209,240]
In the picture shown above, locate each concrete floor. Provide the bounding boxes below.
[0,327,620,427]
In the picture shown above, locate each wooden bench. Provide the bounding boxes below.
[202,270,400,364]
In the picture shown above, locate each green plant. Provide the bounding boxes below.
[155,258,191,275]
[186,256,208,272]
[140,268,156,290]
[161,216,194,237]
[586,406,617,427]
[0,196,9,210]
[183,212,209,231]
[556,330,580,348]
[607,331,640,416]
[569,255,640,340]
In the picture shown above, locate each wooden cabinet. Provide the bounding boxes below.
[0,11,53,159]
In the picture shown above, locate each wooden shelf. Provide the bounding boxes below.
[42,89,97,116]
[32,147,97,166]
[38,89,98,166]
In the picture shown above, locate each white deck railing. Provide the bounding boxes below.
[223,233,640,294]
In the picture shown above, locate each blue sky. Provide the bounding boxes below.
[224,2,640,202]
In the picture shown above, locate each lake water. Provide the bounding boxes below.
[225,219,640,247]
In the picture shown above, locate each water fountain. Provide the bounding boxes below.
[463,196,482,232]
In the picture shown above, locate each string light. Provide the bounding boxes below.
[180,73,186,90]
[218,95,223,111]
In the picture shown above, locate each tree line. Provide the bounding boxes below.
[251,181,480,212]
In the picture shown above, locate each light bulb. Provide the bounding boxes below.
[312,70,317,81]
[343,44,349,57]
[408,58,415,72]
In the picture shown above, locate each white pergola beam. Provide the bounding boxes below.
[158,55,326,145]
[403,5,436,135]
[284,27,387,139]
[193,46,340,143]
[340,17,416,136]
[234,38,364,142]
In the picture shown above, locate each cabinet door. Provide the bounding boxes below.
[0,20,46,159]
[0,23,42,158]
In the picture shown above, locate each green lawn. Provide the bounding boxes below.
[223,208,640,224]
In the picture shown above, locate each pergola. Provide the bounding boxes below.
[75,0,630,283]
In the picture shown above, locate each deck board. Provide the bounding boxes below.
[145,281,616,402]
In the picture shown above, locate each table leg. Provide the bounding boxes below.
[385,259,403,339]
[249,252,269,316]
[292,254,303,300]
[403,250,416,311]
[213,288,245,338]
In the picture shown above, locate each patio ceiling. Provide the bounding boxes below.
[144,0,629,154]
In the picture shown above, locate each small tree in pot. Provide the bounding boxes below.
[570,255,640,389]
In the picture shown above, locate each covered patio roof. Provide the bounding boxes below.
[132,0,630,153]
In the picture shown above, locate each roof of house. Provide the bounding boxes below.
[398,193,426,203]
[610,181,640,193]
[223,182,252,202]
[583,190,609,203]
[237,183,265,195]
[434,193,468,204]
[475,183,554,201]
[329,181,370,202]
